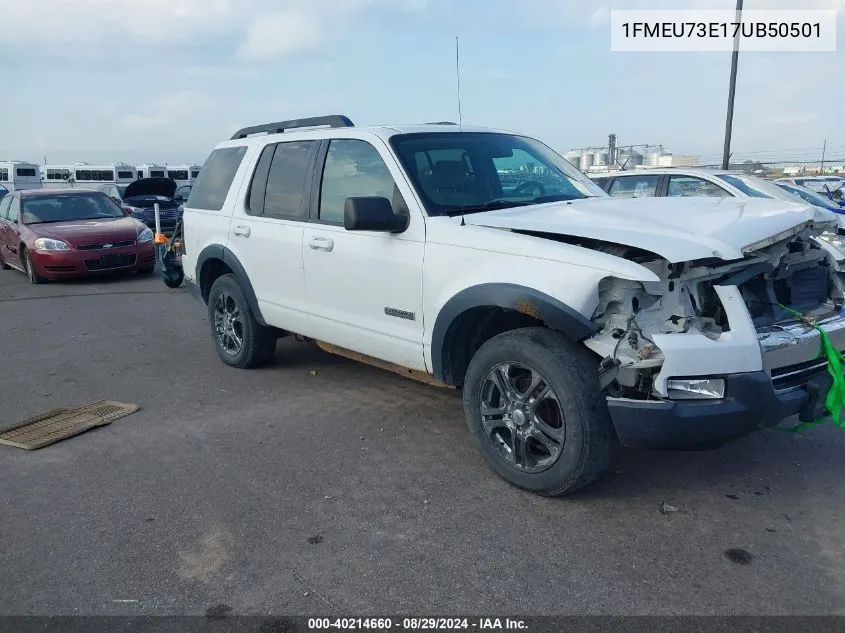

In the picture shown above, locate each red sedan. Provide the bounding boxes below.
[0,188,157,284]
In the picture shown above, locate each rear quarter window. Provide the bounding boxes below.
[186,146,248,211]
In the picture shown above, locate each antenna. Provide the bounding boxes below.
[455,36,463,131]
[455,35,466,226]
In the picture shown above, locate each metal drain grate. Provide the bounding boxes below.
[0,400,139,450]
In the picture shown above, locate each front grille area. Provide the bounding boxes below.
[77,240,136,251]
[84,254,137,271]
[771,355,839,392]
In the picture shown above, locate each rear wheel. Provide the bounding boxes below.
[22,248,45,285]
[462,327,615,496]
[207,274,276,368]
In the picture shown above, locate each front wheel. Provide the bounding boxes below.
[462,327,615,496]
[207,274,276,368]
[22,248,45,285]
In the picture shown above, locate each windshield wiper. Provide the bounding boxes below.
[442,199,532,217]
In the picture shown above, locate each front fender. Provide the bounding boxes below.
[429,283,598,382]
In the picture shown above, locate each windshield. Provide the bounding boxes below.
[797,178,844,195]
[22,193,125,224]
[716,174,791,199]
[389,132,606,216]
[778,184,841,210]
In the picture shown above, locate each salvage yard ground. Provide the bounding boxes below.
[0,271,843,615]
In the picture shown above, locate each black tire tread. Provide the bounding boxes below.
[208,274,276,369]
[463,326,614,496]
[22,248,44,285]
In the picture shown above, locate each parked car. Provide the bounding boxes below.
[0,188,156,283]
[592,168,845,242]
[592,167,801,199]
[775,177,845,205]
[775,182,845,214]
[119,177,183,232]
[94,183,128,205]
[181,115,843,496]
[174,184,192,204]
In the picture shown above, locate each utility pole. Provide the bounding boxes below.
[722,0,743,170]
[820,139,827,174]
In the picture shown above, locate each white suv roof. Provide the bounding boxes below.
[218,117,512,151]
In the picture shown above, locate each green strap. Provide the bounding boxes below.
[776,304,845,433]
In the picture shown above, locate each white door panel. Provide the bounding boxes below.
[303,224,425,370]
[227,216,312,336]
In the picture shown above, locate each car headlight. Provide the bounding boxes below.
[819,230,845,250]
[33,238,70,251]
[666,378,725,400]
[138,228,154,243]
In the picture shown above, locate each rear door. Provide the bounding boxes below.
[225,140,317,336]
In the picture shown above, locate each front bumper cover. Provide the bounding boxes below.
[607,369,826,449]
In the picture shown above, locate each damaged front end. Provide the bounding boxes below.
[583,219,845,414]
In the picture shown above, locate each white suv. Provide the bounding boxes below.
[181,115,845,496]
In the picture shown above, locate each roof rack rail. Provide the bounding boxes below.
[230,115,354,140]
[426,121,458,125]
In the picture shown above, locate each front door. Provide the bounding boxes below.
[302,138,426,371]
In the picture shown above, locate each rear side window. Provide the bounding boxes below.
[263,141,314,219]
[17,168,37,177]
[608,175,659,198]
[187,146,248,211]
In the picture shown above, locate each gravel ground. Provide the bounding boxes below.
[0,269,843,616]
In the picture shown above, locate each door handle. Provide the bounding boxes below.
[232,225,251,237]
[308,236,334,252]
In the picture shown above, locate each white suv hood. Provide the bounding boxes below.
[464,196,828,263]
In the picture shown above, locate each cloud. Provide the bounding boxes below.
[2,0,431,62]
[238,8,324,60]
[589,7,610,29]
[119,91,214,129]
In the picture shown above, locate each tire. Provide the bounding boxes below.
[462,327,614,496]
[0,251,10,270]
[162,269,184,289]
[207,273,276,368]
[22,248,45,285]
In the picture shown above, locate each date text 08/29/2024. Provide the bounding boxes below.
[307,618,528,630]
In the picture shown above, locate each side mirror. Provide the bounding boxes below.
[344,197,408,233]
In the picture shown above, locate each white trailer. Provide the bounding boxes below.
[0,161,42,191]
[136,163,168,179]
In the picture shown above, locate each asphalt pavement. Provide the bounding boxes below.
[0,268,843,616]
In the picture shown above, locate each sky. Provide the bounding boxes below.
[1,0,843,166]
